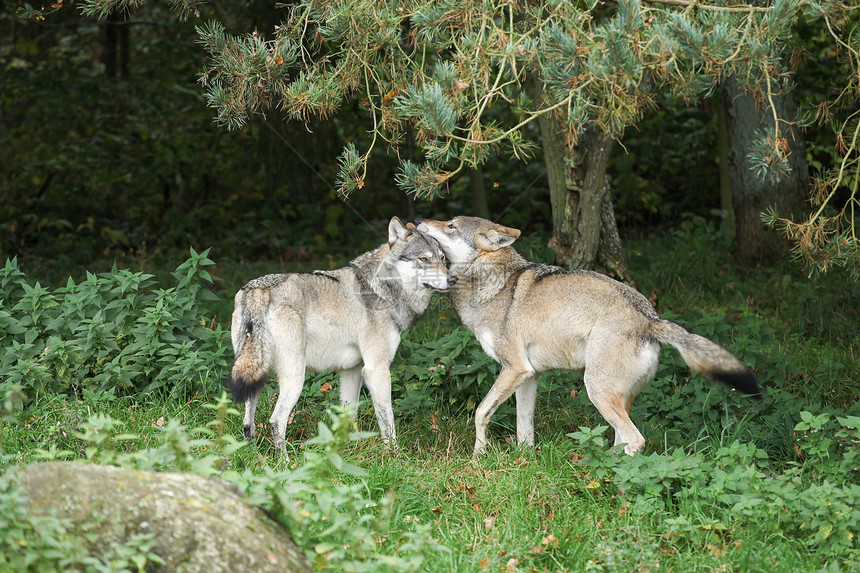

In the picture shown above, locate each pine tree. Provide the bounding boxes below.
[74,0,860,277]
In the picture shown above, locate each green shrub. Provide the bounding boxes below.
[392,326,515,423]
[0,248,230,401]
[569,414,860,566]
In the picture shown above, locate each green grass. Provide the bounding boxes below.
[2,222,858,571]
[2,392,841,572]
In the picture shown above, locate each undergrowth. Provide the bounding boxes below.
[0,225,857,571]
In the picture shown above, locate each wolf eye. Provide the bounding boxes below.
[418,256,429,262]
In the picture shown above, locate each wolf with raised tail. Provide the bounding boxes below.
[416,216,761,455]
[230,217,457,455]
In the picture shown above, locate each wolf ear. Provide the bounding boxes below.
[388,216,412,245]
[474,228,519,251]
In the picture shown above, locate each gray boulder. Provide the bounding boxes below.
[13,461,310,573]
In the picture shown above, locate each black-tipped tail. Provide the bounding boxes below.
[712,367,763,401]
[230,373,266,403]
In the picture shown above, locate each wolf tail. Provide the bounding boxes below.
[230,288,273,403]
[651,319,762,400]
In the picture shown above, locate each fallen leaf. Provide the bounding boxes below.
[484,515,495,531]
[320,382,333,393]
[542,534,559,549]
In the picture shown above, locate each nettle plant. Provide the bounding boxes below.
[0,248,231,400]
[393,326,502,417]
[569,412,860,563]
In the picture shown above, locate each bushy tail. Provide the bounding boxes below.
[230,289,272,403]
[651,319,762,400]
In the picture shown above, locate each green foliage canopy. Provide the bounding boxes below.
[69,0,860,274]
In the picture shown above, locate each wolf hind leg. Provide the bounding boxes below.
[339,366,363,420]
[268,367,305,456]
[583,341,659,455]
[584,378,645,455]
[243,392,260,441]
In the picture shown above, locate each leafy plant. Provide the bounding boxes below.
[568,412,860,564]
[5,394,446,573]
[0,248,230,401]
[393,327,500,416]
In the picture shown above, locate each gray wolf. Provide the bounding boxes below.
[416,216,762,455]
[230,217,457,454]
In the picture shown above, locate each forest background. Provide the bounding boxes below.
[1,1,859,572]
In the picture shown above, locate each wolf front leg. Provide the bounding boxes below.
[361,363,397,451]
[515,375,539,447]
[474,365,535,455]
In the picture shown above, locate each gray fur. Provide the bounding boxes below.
[417,216,761,456]
[230,217,456,456]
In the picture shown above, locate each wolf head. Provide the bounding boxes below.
[415,216,521,264]
[384,217,457,292]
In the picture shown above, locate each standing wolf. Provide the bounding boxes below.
[230,217,456,455]
[416,216,762,455]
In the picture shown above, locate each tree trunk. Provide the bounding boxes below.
[104,11,130,80]
[468,166,490,218]
[537,110,635,286]
[720,75,808,264]
[715,92,736,241]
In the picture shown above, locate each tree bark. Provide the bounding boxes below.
[720,75,808,264]
[104,12,130,80]
[468,166,490,219]
[715,92,736,241]
[537,109,635,286]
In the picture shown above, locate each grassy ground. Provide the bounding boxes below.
[2,223,858,571]
[1,391,838,572]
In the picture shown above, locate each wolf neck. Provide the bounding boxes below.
[450,247,526,326]
[352,244,427,331]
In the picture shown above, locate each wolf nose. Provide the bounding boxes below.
[447,275,458,286]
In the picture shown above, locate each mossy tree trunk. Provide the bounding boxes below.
[720,75,809,265]
[537,110,635,286]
